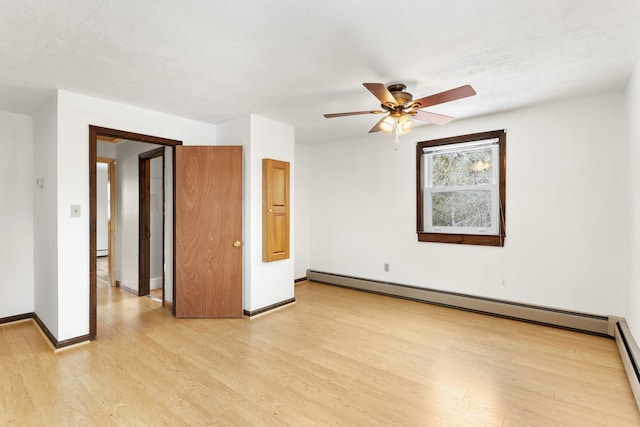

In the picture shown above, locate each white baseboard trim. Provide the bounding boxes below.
[306,270,610,336]
[150,277,162,290]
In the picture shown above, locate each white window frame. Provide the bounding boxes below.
[423,140,500,235]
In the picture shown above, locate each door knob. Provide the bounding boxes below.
[233,240,242,247]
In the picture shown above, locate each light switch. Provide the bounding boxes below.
[71,204,81,218]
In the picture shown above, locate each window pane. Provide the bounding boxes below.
[431,147,493,187]
[431,190,492,228]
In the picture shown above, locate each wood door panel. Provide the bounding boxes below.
[272,167,286,206]
[262,158,290,262]
[175,146,243,318]
[268,214,287,255]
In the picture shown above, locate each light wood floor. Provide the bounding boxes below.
[1,282,639,426]
[96,256,109,288]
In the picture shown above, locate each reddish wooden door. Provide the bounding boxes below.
[175,146,243,318]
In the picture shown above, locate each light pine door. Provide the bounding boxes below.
[175,146,243,318]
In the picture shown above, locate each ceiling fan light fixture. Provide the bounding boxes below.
[380,116,395,133]
[398,115,414,132]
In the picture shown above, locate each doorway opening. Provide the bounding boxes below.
[139,147,165,303]
[89,126,182,340]
[96,157,116,289]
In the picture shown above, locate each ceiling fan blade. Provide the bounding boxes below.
[409,85,476,109]
[368,115,389,133]
[412,110,455,126]
[363,83,398,107]
[324,110,385,118]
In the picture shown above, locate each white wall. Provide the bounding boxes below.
[0,111,34,318]
[33,94,59,336]
[96,163,109,255]
[294,144,311,279]
[54,90,215,340]
[97,141,116,158]
[308,92,630,317]
[217,114,295,312]
[150,156,163,289]
[627,60,640,337]
[248,115,295,310]
[96,141,116,259]
[115,141,159,291]
[163,147,173,303]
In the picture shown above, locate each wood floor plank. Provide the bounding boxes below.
[1,281,639,425]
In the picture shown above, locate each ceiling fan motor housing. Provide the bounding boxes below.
[382,84,413,116]
[388,84,413,103]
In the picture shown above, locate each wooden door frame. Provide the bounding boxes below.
[89,126,181,341]
[138,147,166,299]
[96,157,116,287]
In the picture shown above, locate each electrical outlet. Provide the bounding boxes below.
[384,263,389,272]
[71,204,81,218]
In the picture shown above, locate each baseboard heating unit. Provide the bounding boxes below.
[307,269,640,411]
[615,321,640,408]
[306,270,611,336]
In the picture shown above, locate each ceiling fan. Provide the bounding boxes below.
[324,83,476,135]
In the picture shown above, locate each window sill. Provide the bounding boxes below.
[417,232,505,247]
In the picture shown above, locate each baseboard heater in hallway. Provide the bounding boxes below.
[306,270,611,337]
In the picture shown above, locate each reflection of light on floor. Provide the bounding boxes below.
[424,344,508,425]
[148,287,163,303]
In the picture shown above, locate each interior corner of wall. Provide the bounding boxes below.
[609,315,625,336]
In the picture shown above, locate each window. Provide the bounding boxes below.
[416,129,506,246]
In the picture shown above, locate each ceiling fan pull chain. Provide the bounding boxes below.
[393,119,400,151]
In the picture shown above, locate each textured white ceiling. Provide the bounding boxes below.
[1,0,639,145]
